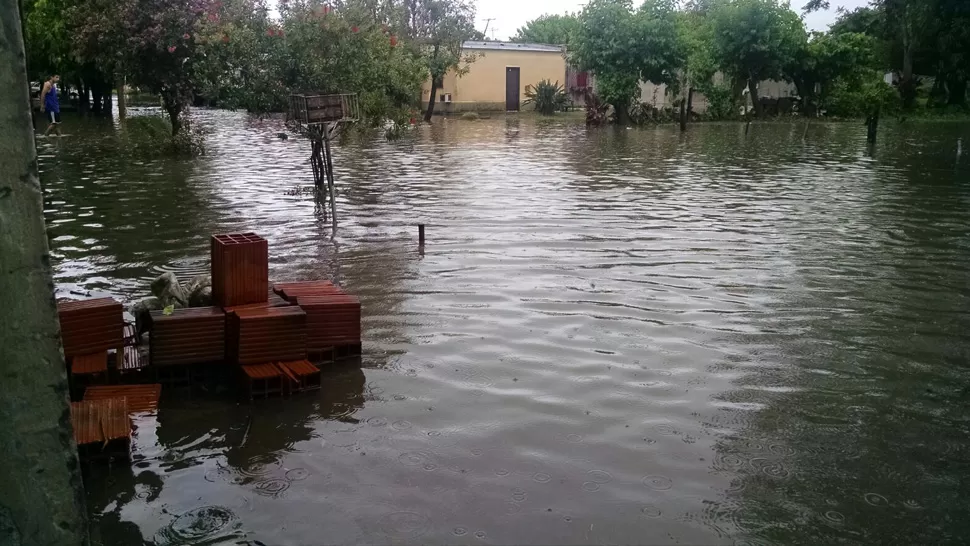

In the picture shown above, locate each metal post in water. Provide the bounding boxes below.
[418,224,425,246]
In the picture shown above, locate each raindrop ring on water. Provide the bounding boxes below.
[642,475,673,491]
[160,506,236,542]
[864,493,889,507]
[254,479,289,497]
[581,481,600,492]
[824,510,845,524]
[587,469,613,483]
[378,512,432,538]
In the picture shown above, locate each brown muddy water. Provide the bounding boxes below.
[36,111,970,545]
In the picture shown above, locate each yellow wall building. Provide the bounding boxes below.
[422,41,567,113]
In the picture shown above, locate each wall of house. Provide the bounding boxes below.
[422,50,567,112]
[638,76,797,114]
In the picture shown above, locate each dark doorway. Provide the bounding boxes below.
[506,67,520,111]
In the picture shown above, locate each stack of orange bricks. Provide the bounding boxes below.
[149,307,226,367]
[212,233,332,399]
[276,281,362,355]
[57,297,124,377]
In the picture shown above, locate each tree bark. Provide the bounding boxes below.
[613,101,630,126]
[116,75,126,119]
[748,78,763,117]
[0,3,90,545]
[163,97,183,136]
[679,97,687,131]
[78,81,89,113]
[866,104,880,144]
[947,77,967,106]
[899,33,917,109]
[424,77,439,122]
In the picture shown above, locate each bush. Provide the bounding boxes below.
[825,75,899,118]
[699,84,737,120]
[122,115,206,157]
[524,79,569,115]
[584,91,609,126]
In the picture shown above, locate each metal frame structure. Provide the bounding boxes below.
[288,93,360,231]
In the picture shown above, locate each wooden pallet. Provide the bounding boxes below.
[84,384,161,414]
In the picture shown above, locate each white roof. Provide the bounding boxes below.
[462,41,564,53]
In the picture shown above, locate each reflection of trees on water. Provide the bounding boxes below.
[705,153,970,544]
[85,461,161,546]
[40,120,226,298]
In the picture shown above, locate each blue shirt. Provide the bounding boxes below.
[44,83,60,113]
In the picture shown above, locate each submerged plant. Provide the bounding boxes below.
[523,79,569,115]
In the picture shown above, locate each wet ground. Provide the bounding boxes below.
[37,111,970,544]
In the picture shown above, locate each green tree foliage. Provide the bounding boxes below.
[523,79,569,114]
[572,0,682,124]
[709,0,805,116]
[403,0,477,121]
[786,31,877,115]
[510,14,579,45]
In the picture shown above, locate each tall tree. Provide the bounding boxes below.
[404,0,476,121]
[510,13,580,45]
[572,0,683,124]
[786,31,877,115]
[709,0,805,116]
[880,0,933,109]
[0,1,90,544]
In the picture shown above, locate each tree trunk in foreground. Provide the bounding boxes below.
[0,3,90,545]
[424,78,439,122]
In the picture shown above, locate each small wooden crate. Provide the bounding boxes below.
[211,232,269,307]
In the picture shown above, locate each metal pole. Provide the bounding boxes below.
[418,224,425,246]
[323,124,337,232]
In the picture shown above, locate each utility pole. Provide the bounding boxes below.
[482,17,495,40]
[0,0,90,544]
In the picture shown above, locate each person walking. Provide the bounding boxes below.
[40,74,62,136]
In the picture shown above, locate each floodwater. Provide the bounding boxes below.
[37,111,970,545]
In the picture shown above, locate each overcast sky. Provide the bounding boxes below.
[474,0,872,41]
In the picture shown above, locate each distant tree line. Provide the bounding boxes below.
[510,0,969,123]
[20,0,481,137]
